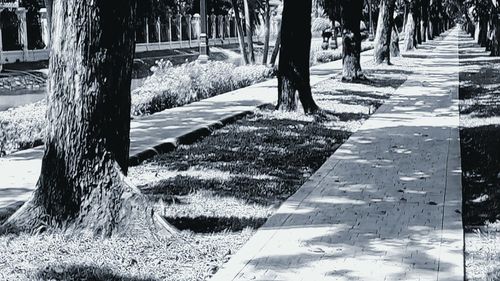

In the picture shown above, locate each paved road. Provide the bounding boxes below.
[211,28,463,281]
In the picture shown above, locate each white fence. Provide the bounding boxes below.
[0,11,281,64]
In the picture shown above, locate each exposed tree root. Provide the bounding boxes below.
[310,108,341,123]
[1,163,178,240]
[341,73,371,84]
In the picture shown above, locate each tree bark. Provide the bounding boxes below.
[243,0,255,63]
[262,0,271,65]
[270,25,281,66]
[276,0,318,113]
[421,0,429,42]
[373,0,396,64]
[390,25,401,57]
[231,0,250,65]
[403,11,416,51]
[479,15,488,47]
[491,12,500,56]
[341,0,365,81]
[3,0,175,238]
[415,0,422,45]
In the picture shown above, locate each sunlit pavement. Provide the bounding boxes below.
[211,28,463,281]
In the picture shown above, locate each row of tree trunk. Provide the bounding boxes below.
[402,0,450,52]
[232,0,276,66]
[463,4,500,57]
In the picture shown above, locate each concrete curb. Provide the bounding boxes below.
[128,110,252,166]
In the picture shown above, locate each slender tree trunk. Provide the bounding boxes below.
[415,0,422,45]
[474,20,481,42]
[341,0,364,81]
[404,11,416,51]
[479,15,488,47]
[332,22,339,49]
[491,13,500,56]
[277,0,318,113]
[231,0,250,65]
[262,0,271,64]
[3,0,174,238]
[421,0,428,42]
[390,25,401,57]
[270,23,281,66]
[243,0,255,63]
[403,4,408,33]
[373,0,396,64]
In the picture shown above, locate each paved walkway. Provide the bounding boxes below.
[211,28,463,281]
[0,44,374,209]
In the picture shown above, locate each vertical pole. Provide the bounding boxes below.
[198,0,209,62]
[16,8,28,59]
[211,14,217,39]
[40,8,49,48]
[157,17,161,45]
[178,14,183,47]
[145,18,149,44]
[233,16,238,38]
[225,15,230,40]
[218,15,224,40]
[368,0,374,40]
[187,14,192,47]
[168,15,172,48]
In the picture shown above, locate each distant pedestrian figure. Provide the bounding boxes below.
[321,27,333,50]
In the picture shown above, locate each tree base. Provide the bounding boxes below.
[341,73,370,83]
[1,164,178,239]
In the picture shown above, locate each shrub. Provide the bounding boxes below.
[0,60,274,156]
[312,41,375,64]
[0,101,46,156]
[131,60,273,116]
[311,17,331,33]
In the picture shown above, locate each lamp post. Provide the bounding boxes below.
[198,0,209,63]
[368,0,374,40]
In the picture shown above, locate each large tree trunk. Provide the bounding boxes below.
[341,0,364,81]
[3,0,174,238]
[403,11,416,51]
[373,0,396,64]
[243,0,255,63]
[262,0,271,64]
[276,0,318,113]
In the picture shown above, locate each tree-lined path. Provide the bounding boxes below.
[0,45,376,210]
[211,27,463,281]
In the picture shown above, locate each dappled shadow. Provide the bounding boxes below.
[137,115,350,206]
[459,33,500,229]
[209,28,463,280]
[35,264,159,281]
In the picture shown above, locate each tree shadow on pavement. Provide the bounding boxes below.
[35,265,159,281]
